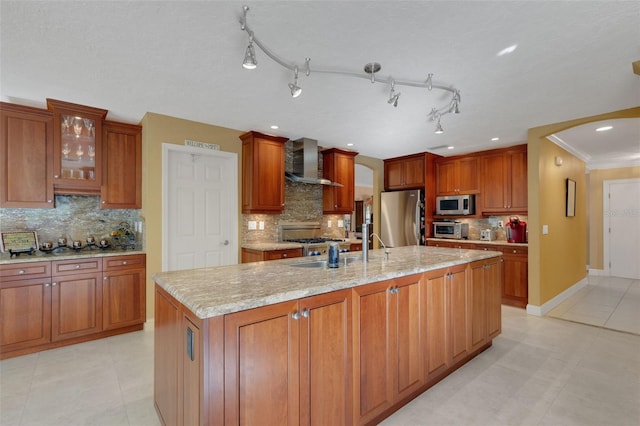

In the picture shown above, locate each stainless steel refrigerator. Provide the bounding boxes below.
[380,189,425,247]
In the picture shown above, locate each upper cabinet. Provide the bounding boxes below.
[47,99,107,195]
[322,148,358,214]
[435,156,479,195]
[0,99,142,209]
[240,131,288,214]
[384,154,425,190]
[0,102,54,208]
[101,121,142,209]
[479,145,527,215]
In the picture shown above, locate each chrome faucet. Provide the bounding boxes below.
[371,232,390,260]
[362,222,369,262]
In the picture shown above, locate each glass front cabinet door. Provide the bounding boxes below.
[47,99,107,193]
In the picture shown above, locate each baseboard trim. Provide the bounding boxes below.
[526,277,589,316]
[588,268,608,276]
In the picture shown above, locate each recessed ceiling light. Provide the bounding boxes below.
[491,137,500,141]
[347,143,354,147]
[270,125,279,130]
[497,44,518,56]
[596,126,612,132]
[447,146,454,150]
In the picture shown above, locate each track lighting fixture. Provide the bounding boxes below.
[238,5,461,132]
[388,80,401,107]
[288,66,302,98]
[242,33,257,70]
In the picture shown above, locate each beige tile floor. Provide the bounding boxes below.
[547,275,640,335]
[1,285,639,426]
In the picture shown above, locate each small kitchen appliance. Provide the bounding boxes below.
[436,194,475,216]
[480,229,496,241]
[433,221,469,239]
[506,216,527,243]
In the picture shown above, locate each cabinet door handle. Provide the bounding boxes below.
[512,250,517,253]
[301,308,309,318]
[52,282,57,286]
[48,199,52,203]
[292,311,301,320]
[45,283,50,287]
[54,174,59,179]
[186,327,195,361]
[75,265,80,269]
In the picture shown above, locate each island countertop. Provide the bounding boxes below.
[152,245,501,319]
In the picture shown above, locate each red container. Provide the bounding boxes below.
[506,216,527,243]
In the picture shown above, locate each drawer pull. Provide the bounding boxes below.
[18,270,25,274]
[52,282,57,286]
[75,265,80,269]
[282,254,288,258]
[123,261,128,265]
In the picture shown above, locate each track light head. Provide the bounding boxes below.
[242,34,257,69]
[435,118,444,134]
[388,80,401,107]
[289,66,302,98]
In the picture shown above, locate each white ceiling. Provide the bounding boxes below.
[1,1,639,168]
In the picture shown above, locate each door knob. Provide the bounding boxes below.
[222,240,230,246]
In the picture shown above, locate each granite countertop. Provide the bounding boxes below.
[153,245,501,320]
[0,248,146,265]
[426,238,528,247]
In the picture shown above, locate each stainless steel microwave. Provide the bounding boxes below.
[433,221,469,239]
[436,195,475,216]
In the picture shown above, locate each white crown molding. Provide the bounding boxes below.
[546,134,591,162]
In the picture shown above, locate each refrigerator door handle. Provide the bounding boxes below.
[415,198,421,245]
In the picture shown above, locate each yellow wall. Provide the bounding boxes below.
[527,106,640,307]
[140,112,243,318]
[588,166,640,269]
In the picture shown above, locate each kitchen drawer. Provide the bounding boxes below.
[52,258,102,275]
[103,254,146,271]
[0,261,51,280]
[263,248,302,260]
[470,243,501,252]
[500,246,528,256]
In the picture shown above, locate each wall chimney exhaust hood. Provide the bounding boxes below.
[285,138,343,187]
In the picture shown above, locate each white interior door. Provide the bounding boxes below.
[605,178,640,279]
[163,144,238,271]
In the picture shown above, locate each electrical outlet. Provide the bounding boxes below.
[327,220,332,228]
[497,220,504,228]
[248,221,257,230]
[338,220,344,228]
[259,221,265,230]
[542,225,549,235]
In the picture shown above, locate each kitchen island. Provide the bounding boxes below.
[152,245,503,426]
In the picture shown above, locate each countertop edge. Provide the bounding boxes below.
[0,249,146,265]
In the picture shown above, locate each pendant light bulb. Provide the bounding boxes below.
[435,117,444,134]
[242,33,257,69]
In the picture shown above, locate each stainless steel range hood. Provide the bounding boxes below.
[285,137,343,187]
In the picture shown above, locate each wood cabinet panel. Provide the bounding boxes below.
[0,103,54,208]
[502,248,528,308]
[449,265,469,364]
[299,289,352,426]
[423,270,448,380]
[102,266,145,330]
[224,300,299,426]
[0,277,52,353]
[240,131,288,214]
[323,148,358,214]
[101,121,142,209]
[182,314,201,426]
[435,156,478,195]
[154,286,180,426]
[479,145,527,214]
[384,154,425,190]
[51,272,102,341]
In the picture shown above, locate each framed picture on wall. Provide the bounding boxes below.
[566,178,576,217]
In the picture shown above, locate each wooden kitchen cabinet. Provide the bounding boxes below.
[51,258,103,341]
[0,102,54,208]
[1,255,146,360]
[501,245,528,308]
[435,156,479,195]
[102,255,146,330]
[384,153,425,190]
[241,247,303,263]
[224,289,353,425]
[101,121,142,209]
[322,148,358,214]
[469,257,502,352]
[240,131,288,214]
[0,262,52,355]
[47,98,108,195]
[352,274,424,424]
[423,264,468,383]
[479,145,527,214]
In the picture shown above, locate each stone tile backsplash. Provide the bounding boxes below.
[0,195,143,248]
